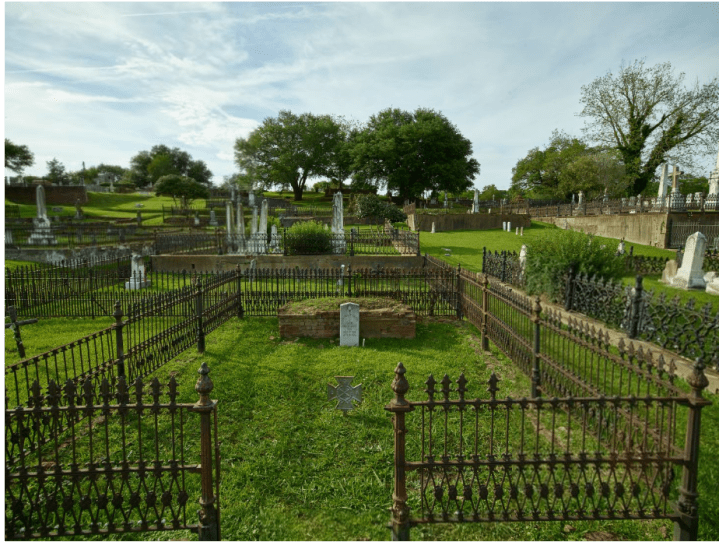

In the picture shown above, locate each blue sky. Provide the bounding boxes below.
[5,2,719,190]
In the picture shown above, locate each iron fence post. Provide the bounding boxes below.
[481,247,486,274]
[564,265,575,311]
[674,357,710,541]
[455,264,462,320]
[283,228,288,256]
[196,278,205,354]
[416,231,420,257]
[501,251,507,283]
[350,228,355,257]
[194,363,220,541]
[480,273,490,351]
[113,300,126,380]
[628,275,643,339]
[347,263,352,297]
[236,264,244,319]
[531,296,542,398]
[384,363,413,541]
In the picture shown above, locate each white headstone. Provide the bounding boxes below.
[519,244,527,276]
[270,224,279,250]
[248,190,255,207]
[520,227,523,236]
[259,199,268,235]
[331,192,344,234]
[431,222,435,234]
[670,232,707,289]
[507,221,512,232]
[502,221,507,231]
[658,164,670,199]
[226,201,233,239]
[473,189,479,213]
[670,186,684,210]
[340,302,360,347]
[577,191,584,205]
[125,253,151,290]
[36,185,48,221]
[251,207,258,236]
[617,240,625,255]
[660,260,678,285]
[515,227,519,235]
[236,204,246,243]
[209,209,218,226]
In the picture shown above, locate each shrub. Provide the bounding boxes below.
[350,193,406,229]
[524,228,625,301]
[284,220,333,255]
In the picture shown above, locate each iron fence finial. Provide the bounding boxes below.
[195,362,214,408]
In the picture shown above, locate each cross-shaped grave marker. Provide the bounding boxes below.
[327,376,362,413]
[5,306,38,359]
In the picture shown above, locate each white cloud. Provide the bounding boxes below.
[5,2,719,186]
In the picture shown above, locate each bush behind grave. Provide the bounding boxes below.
[284,220,333,255]
[524,228,625,302]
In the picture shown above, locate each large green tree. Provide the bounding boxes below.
[5,139,35,173]
[154,174,209,206]
[234,111,343,201]
[351,108,480,201]
[127,145,212,188]
[511,131,590,198]
[579,60,719,196]
[46,158,68,184]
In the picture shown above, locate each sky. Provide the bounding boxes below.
[4,1,719,190]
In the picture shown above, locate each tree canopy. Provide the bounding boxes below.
[5,139,35,173]
[234,110,343,201]
[351,108,480,201]
[127,144,213,188]
[154,174,209,206]
[511,131,626,200]
[579,59,719,196]
[46,158,68,184]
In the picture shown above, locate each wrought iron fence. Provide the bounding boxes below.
[386,360,709,540]
[481,248,523,286]
[5,363,220,540]
[671,223,719,250]
[4,224,169,249]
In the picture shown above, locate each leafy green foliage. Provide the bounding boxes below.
[154,174,209,206]
[350,193,406,227]
[127,144,213,188]
[284,220,333,255]
[235,111,344,201]
[511,130,625,199]
[579,60,719,196]
[524,228,625,301]
[4,139,34,173]
[45,158,68,184]
[351,108,480,201]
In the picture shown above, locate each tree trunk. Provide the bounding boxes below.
[293,184,303,201]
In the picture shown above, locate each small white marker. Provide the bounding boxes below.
[362,339,365,347]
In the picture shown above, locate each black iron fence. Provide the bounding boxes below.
[5,363,221,540]
[4,224,179,249]
[670,223,719,250]
[478,249,718,367]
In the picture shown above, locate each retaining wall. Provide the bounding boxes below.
[407,213,531,232]
[5,185,89,205]
[278,307,416,340]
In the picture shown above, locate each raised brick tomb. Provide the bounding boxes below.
[278,298,416,340]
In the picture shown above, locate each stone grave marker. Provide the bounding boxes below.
[670,232,707,289]
[617,240,625,255]
[125,253,151,290]
[209,209,218,227]
[340,302,360,347]
[431,222,435,234]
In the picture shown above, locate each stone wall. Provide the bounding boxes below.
[4,243,154,265]
[151,254,425,273]
[535,212,719,249]
[278,307,416,340]
[407,212,531,232]
[5,185,89,205]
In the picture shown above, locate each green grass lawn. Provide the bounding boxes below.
[12,315,719,541]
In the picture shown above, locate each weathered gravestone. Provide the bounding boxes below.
[125,253,151,290]
[669,232,707,289]
[339,302,360,347]
[209,209,218,227]
[431,222,435,234]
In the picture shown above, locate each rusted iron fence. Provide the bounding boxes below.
[669,222,719,249]
[386,360,710,540]
[476,249,719,369]
[5,363,221,540]
[388,260,711,540]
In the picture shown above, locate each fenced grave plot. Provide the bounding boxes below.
[5,364,220,540]
[237,267,457,318]
[386,362,708,541]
